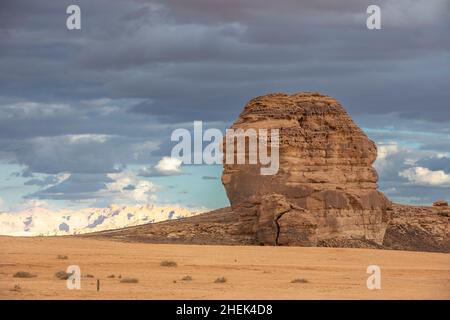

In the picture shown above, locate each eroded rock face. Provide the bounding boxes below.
[383,204,449,252]
[222,92,392,246]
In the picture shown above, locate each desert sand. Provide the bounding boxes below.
[0,236,448,300]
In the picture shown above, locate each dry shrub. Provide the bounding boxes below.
[55,271,73,280]
[120,277,139,283]
[214,277,227,283]
[13,271,36,278]
[160,260,177,267]
[291,278,309,283]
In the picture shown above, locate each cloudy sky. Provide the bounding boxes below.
[0,0,449,211]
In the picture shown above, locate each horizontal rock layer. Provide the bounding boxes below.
[222,92,391,245]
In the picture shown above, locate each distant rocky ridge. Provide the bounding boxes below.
[85,204,449,252]
[0,205,203,236]
[66,92,450,253]
[383,204,449,252]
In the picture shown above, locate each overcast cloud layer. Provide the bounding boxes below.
[0,0,449,209]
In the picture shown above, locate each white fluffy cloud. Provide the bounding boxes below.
[154,157,182,175]
[399,166,450,187]
[372,141,450,203]
[0,101,71,119]
[377,142,399,160]
[375,142,399,171]
[139,157,183,177]
[106,171,158,204]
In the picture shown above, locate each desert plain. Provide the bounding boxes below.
[0,236,448,299]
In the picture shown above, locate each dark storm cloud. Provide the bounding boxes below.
[28,173,113,200]
[4,134,159,174]
[10,168,34,178]
[364,127,450,155]
[419,141,450,153]
[1,0,449,121]
[416,157,450,172]
[24,175,60,187]
[0,98,181,174]
[0,0,449,204]
[380,181,450,205]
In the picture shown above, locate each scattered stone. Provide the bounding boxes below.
[433,200,448,207]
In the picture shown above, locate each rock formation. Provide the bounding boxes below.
[433,200,448,207]
[383,204,449,252]
[83,92,448,253]
[222,92,391,246]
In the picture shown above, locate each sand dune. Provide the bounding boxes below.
[1,236,448,299]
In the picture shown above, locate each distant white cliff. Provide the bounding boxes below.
[0,205,204,236]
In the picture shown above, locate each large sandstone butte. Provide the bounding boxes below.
[84,92,448,253]
[222,92,391,246]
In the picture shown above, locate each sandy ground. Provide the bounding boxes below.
[0,236,449,299]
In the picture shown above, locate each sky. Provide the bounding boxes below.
[0,0,449,212]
